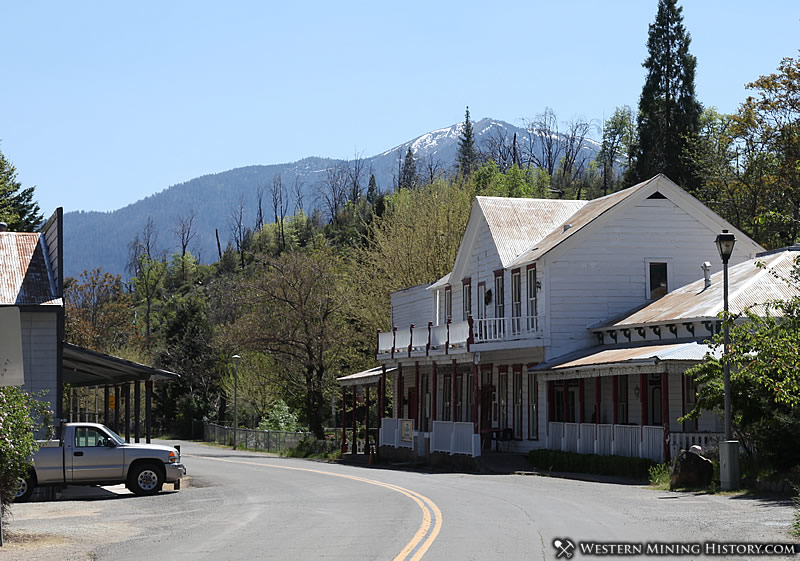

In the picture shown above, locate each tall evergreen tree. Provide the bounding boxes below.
[634,0,702,191]
[399,147,418,190]
[0,149,43,231]
[457,106,478,176]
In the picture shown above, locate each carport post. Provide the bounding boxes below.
[365,386,370,453]
[146,380,153,443]
[351,387,357,453]
[124,383,131,442]
[114,385,121,433]
[134,381,141,443]
[341,387,347,453]
[104,385,110,426]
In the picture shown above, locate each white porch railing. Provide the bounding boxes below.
[379,418,398,447]
[431,421,454,453]
[670,432,723,460]
[429,421,481,457]
[452,422,475,455]
[547,422,666,463]
[377,315,544,358]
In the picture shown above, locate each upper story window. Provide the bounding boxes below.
[462,279,472,321]
[494,271,505,318]
[444,286,452,322]
[647,261,668,299]
[527,265,538,331]
[511,270,521,317]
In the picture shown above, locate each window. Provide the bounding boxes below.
[511,270,521,335]
[443,375,452,421]
[465,372,473,422]
[527,369,538,440]
[455,374,463,421]
[616,376,629,424]
[462,280,472,321]
[527,266,538,331]
[444,286,452,322]
[494,271,505,318]
[648,261,668,299]
[498,369,508,429]
[74,427,109,448]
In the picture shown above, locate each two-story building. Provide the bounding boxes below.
[367,175,764,462]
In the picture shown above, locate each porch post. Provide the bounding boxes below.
[578,378,585,424]
[640,373,648,426]
[595,377,601,424]
[365,385,370,453]
[341,387,347,453]
[352,387,357,453]
[415,362,420,427]
[398,363,404,419]
[145,380,153,444]
[473,361,479,433]
[379,365,386,426]
[612,376,618,425]
[134,381,141,443]
[431,362,437,422]
[451,359,457,422]
[661,372,670,462]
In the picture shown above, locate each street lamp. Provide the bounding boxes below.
[231,354,241,449]
[715,230,739,490]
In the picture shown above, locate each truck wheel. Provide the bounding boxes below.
[127,463,164,496]
[14,475,35,503]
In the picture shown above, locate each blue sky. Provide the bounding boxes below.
[1,1,798,216]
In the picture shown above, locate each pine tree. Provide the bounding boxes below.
[0,149,43,231]
[457,106,478,176]
[366,173,378,206]
[634,0,702,191]
[399,148,418,190]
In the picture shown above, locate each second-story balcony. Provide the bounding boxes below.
[377,315,543,359]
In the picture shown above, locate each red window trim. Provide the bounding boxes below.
[461,277,471,285]
[511,268,520,276]
[493,268,504,278]
[526,263,536,271]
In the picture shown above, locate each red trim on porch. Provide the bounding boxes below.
[473,362,479,434]
[431,362,437,421]
[578,378,585,424]
[595,377,601,424]
[640,373,647,427]
[451,359,457,422]
[415,362,420,427]
[661,372,670,462]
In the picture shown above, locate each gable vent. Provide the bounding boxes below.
[647,191,668,200]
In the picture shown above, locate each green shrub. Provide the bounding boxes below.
[649,463,671,486]
[527,449,656,481]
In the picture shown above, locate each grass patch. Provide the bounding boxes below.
[528,449,655,481]
[648,463,671,489]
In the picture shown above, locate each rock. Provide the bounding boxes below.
[670,448,713,489]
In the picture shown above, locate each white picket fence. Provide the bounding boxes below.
[381,418,481,457]
[547,422,666,462]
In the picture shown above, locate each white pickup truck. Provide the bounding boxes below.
[15,422,186,502]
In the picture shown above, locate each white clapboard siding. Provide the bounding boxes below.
[391,284,433,329]
[546,197,754,359]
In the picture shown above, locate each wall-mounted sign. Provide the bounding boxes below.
[400,419,414,442]
[0,308,25,387]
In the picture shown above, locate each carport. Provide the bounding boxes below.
[62,342,179,443]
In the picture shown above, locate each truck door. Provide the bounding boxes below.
[69,426,125,482]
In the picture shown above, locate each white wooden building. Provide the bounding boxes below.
[364,175,768,462]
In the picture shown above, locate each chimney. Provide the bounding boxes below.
[0,222,8,232]
[701,262,712,289]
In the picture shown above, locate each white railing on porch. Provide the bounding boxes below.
[379,418,415,449]
[429,421,481,457]
[670,432,723,460]
[548,422,666,463]
[377,315,543,358]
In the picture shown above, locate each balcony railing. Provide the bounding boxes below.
[377,315,543,358]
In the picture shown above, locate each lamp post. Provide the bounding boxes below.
[232,354,241,449]
[715,229,739,490]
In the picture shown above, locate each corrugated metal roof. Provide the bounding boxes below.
[477,197,587,267]
[536,341,715,371]
[0,232,61,306]
[600,249,800,328]
[337,366,396,387]
[509,176,659,267]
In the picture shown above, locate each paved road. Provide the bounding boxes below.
[1,440,797,560]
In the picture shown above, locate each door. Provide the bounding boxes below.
[69,426,124,482]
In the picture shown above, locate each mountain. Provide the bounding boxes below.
[63,118,600,279]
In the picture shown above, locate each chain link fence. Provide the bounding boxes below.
[203,423,340,455]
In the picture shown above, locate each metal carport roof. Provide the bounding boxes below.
[63,342,179,387]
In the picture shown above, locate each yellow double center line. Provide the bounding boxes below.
[188,455,442,561]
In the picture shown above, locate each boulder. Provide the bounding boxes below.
[670,448,713,489]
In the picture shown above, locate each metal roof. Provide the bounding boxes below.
[63,343,180,387]
[599,248,800,328]
[535,341,716,372]
[508,176,659,268]
[337,366,396,387]
[476,197,587,267]
[0,232,61,306]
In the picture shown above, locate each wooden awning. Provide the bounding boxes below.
[63,342,179,387]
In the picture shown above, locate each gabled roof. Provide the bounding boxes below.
[597,247,800,328]
[0,232,61,306]
[478,197,587,267]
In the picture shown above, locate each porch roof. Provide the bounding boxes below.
[534,341,716,373]
[337,366,396,387]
